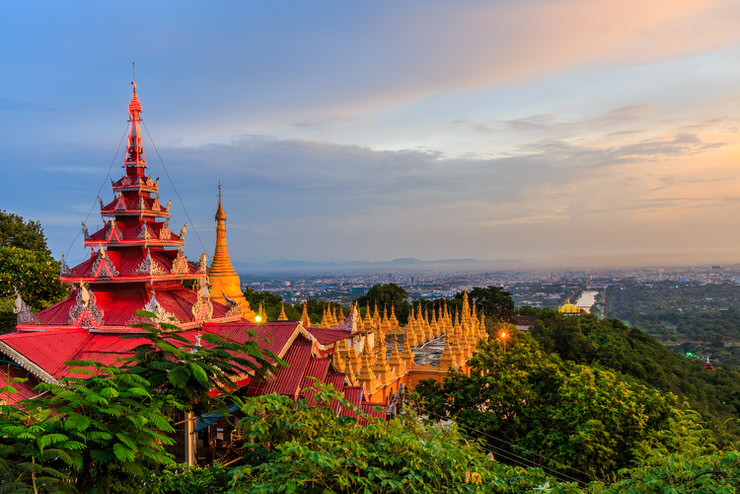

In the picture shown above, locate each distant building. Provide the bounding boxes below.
[557,300,582,315]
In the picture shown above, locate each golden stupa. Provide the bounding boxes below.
[208,184,256,321]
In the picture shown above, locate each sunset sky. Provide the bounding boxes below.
[3,1,740,269]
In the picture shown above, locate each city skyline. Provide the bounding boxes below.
[3,1,740,268]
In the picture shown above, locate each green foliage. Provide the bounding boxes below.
[0,361,177,493]
[229,384,579,493]
[593,409,740,492]
[0,246,67,310]
[529,312,740,445]
[0,210,49,253]
[123,314,281,416]
[0,297,17,335]
[243,287,296,321]
[605,281,740,367]
[147,463,232,494]
[0,314,281,492]
[356,283,411,324]
[414,331,679,482]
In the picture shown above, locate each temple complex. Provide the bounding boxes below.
[0,80,490,462]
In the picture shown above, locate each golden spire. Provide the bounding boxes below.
[462,290,471,323]
[301,302,311,328]
[389,335,403,374]
[333,347,346,374]
[423,308,433,341]
[329,305,338,327]
[406,319,418,347]
[208,183,256,321]
[372,333,391,382]
[439,335,454,371]
[363,302,373,328]
[407,307,417,332]
[389,305,399,329]
[348,338,360,382]
[401,331,415,362]
[357,348,375,392]
[320,305,330,327]
[278,303,288,321]
[337,306,345,326]
[259,301,267,323]
[372,303,381,329]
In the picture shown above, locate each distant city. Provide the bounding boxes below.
[241,263,740,308]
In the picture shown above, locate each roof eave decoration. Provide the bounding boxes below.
[13,288,39,325]
[159,221,171,240]
[222,294,242,318]
[198,251,208,273]
[135,249,168,276]
[143,293,179,326]
[171,248,190,275]
[191,281,214,324]
[60,253,71,277]
[106,220,123,241]
[0,340,59,385]
[68,285,104,329]
[90,246,119,278]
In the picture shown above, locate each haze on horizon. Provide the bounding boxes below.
[3,1,740,271]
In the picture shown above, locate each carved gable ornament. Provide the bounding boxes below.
[171,248,190,275]
[68,284,104,328]
[192,281,213,324]
[90,247,119,278]
[143,293,179,324]
[135,249,168,276]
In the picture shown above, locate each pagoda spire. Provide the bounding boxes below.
[125,78,146,169]
[208,183,256,321]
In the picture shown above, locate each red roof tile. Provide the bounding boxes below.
[341,386,364,417]
[0,365,41,405]
[306,327,352,345]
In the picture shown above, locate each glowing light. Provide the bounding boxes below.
[500,332,506,339]
[255,315,262,322]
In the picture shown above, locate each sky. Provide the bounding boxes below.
[3,0,740,270]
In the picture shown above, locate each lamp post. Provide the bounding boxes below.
[499,330,507,353]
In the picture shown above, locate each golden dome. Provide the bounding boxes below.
[558,300,581,314]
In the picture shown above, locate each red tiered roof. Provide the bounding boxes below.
[0,82,385,420]
[14,82,222,333]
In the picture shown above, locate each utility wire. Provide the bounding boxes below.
[64,125,128,257]
[410,402,592,487]
[142,121,207,254]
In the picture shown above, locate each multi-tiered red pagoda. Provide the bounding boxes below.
[0,83,384,435]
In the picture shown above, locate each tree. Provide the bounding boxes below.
[226,384,578,493]
[594,408,740,492]
[0,361,178,493]
[356,283,411,325]
[0,210,50,253]
[0,246,67,333]
[414,330,680,481]
[469,286,515,322]
[0,314,281,492]
[123,315,281,416]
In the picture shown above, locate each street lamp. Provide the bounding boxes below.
[499,330,507,353]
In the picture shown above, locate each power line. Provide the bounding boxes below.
[410,403,592,487]
[142,121,207,254]
[65,125,128,257]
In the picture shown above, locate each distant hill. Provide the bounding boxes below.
[234,257,521,273]
[529,310,740,444]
